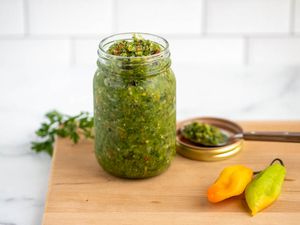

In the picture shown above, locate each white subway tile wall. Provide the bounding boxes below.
[206,0,290,34]
[168,38,245,64]
[249,38,300,64]
[73,38,101,65]
[295,0,300,33]
[116,0,203,34]
[0,0,24,35]
[28,0,113,35]
[0,0,299,66]
[0,39,70,66]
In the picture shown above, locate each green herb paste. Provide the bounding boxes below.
[93,34,176,178]
[107,34,161,57]
[182,122,226,146]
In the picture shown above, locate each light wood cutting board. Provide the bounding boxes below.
[42,121,300,225]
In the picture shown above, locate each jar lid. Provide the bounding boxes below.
[176,117,244,161]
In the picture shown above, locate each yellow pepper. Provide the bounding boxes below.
[245,159,286,216]
[207,165,253,203]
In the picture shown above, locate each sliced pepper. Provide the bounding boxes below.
[245,159,286,216]
[207,165,253,203]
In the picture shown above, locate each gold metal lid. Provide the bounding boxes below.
[176,117,244,161]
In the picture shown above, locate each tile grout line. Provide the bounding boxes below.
[290,0,296,35]
[69,38,76,66]
[201,0,208,35]
[1,33,299,41]
[23,0,30,36]
[243,36,249,66]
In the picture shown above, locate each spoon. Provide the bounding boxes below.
[181,125,300,147]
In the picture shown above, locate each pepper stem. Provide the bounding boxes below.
[270,158,285,167]
[253,158,285,175]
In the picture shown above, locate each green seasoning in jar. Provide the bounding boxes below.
[93,33,176,178]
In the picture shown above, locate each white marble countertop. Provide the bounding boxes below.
[0,64,300,225]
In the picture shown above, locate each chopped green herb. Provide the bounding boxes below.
[182,122,226,146]
[107,34,161,57]
[31,111,94,156]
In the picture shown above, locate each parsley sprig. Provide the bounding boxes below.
[31,111,94,156]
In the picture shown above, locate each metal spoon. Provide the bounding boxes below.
[184,129,300,147]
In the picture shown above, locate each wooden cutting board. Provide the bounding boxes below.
[42,121,300,225]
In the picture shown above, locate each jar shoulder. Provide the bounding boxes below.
[93,67,175,89]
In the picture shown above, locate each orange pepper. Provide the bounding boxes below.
[207,165,253,203]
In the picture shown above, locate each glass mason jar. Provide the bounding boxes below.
[93,33,176,178]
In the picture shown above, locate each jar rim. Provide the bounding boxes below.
[98,32,170,60]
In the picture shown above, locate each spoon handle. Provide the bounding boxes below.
[242,131,300,143]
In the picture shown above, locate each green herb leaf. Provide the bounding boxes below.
[31,110,94,156]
